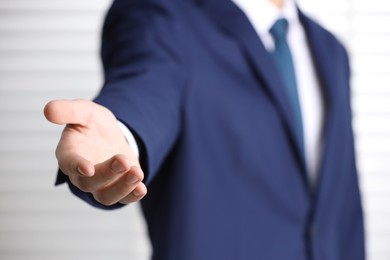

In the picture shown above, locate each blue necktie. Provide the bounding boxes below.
[269,18,305,158]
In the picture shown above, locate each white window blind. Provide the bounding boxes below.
[0,0,388,259]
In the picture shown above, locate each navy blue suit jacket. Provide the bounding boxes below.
[57,0,365,259]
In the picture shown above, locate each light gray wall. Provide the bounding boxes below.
[0,0,389,259]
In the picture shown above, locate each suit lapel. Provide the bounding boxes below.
[299,12,342,191]
[198,0,307,172]
[299,11,338,124]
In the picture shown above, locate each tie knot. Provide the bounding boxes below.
[270,18,289,42]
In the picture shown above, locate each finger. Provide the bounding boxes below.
[44,99,93,126]
[119,182,148,204]
[93,166,146,206]
[57,151,95,178]
[75,154,132,193]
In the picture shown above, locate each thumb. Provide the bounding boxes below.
[44,99,94,126]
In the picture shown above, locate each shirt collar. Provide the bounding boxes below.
[231,0,299,35]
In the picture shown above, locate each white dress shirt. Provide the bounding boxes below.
[120,0,324,186]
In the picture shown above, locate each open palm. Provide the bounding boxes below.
[44,99,147,205]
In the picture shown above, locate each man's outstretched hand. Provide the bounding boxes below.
[44,99,147,206]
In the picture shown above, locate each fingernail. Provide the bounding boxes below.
[133,190,142,197]
[77,167,88,176]
[127,175,139,184]
[112,159,126,173]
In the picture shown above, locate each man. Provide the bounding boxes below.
[44,0,365,259]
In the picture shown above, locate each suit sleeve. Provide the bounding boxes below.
[56,0,187,208]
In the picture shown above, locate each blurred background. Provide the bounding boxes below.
[0,0,389,259]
